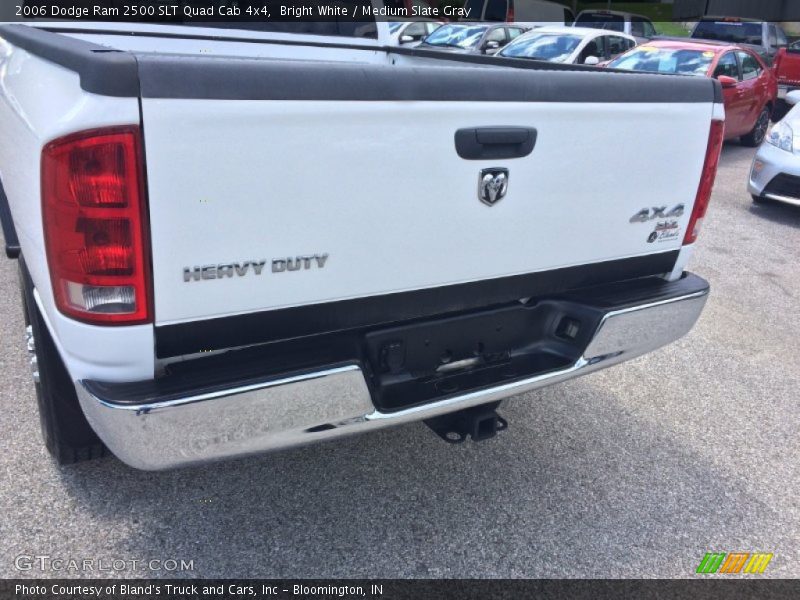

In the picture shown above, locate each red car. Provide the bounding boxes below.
[772,44,800,114]
[608,40,778,146]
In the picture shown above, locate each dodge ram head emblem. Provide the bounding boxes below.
[479,168,509,206]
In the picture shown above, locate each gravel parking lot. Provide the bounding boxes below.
[0,143,798,579]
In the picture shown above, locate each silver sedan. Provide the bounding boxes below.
[749,91,800,207]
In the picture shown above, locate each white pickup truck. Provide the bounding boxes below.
[0,19,723,470]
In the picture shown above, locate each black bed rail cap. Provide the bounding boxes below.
[0,24,139,97]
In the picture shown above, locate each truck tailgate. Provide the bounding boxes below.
[139,56,717,332]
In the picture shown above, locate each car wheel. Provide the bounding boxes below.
[741,107,771,147]
[18,257,108,465]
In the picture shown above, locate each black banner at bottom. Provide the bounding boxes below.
[1,580,798,600]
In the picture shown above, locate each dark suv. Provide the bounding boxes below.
[691,17,788,65]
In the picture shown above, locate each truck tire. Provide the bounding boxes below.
[18,258,108,465]
[741,106,771,147]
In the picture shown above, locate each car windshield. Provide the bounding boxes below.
[693,21,763,45]
[608,47,714,76]
[423,24,488,49]
[575,14,625,32]
[500,33,584,62]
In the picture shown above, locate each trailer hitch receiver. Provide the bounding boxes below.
[424,403,507,444]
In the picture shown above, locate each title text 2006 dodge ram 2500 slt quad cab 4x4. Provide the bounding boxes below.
[0,20,723,470]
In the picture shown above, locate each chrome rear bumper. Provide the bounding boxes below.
[77,277,709,470]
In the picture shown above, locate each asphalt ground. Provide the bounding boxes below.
[0,142,798,579]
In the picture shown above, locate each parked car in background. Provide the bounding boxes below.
[499,26,636,66]
[464,0,574,28]
[573,10,656,41]
[418,22,526,55]
[690,17,788,66]
[772,42,800,116]
[387,20,442,46]
[749,90,800,207]
[609,40,777,146]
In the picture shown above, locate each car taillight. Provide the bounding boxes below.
[684,119,724,245]
[41,127,152,325]
[507,6,514,21]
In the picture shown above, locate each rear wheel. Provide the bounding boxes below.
[741,106,771,147]
[18,258,108,465]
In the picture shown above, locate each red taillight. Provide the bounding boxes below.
[507,6,514,21]
[42,127,152,325]
[684,119,724,245]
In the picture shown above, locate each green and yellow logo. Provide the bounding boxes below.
[696,552,773,574]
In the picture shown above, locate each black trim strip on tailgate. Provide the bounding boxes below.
[155,251,680,358]
[0,25,721,103]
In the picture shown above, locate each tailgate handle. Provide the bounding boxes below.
[455,127,537,160]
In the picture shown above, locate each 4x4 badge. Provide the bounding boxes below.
[630,204,685,223]
[479,168,509,206]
